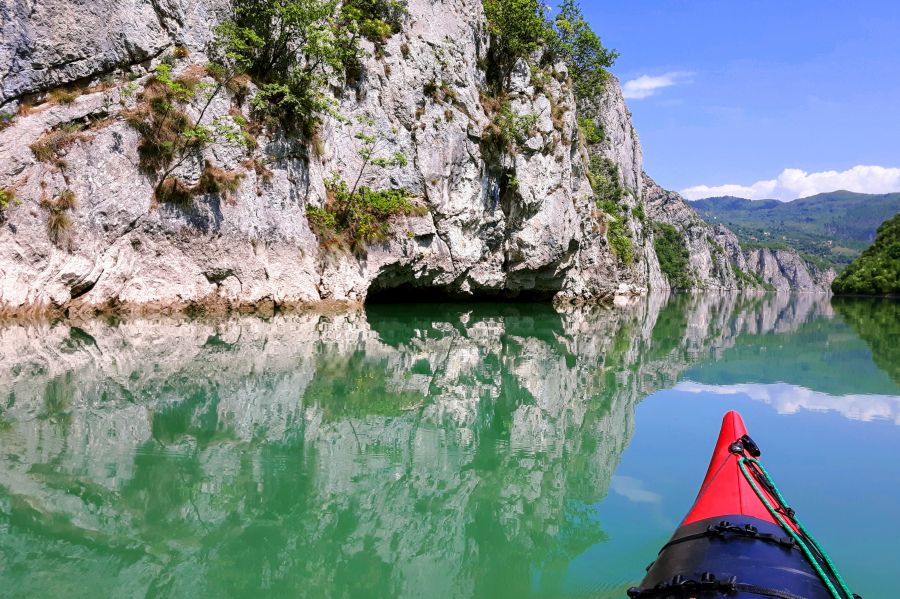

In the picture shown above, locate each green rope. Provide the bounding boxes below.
[737,456,856,599]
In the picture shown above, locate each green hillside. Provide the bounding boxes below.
[831,213,900,296]
[690,191,900,268]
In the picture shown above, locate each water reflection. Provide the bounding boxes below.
[676,382,900,424]
[0,293,896,598]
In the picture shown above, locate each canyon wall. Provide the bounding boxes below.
[0,0,831,316]
[644,174,834,292]
[0,0,662,315]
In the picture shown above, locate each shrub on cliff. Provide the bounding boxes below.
[0,187,21,221]
[832,213,900,296]
[551,0,618,101]
[483,0,553,87]
[483,103,539,153]
[653,223,694,289]
[214,0,403,136]
[40,189,77,250]
[588,156,633,265]
[343,0,407,42]
[588,155,623,205]
[306,117,421,251]
[307,178,424,251]
[483,0,616,97]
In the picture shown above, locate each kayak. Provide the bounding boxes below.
[627,411,859,599]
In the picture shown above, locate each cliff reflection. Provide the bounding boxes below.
[0,292,873,598]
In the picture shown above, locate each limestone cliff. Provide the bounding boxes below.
[0,0,665,315]
[0,0,830,316]
[643,174,834,292]
[744,248,836,292]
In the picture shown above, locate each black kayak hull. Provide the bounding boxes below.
[631,514,834,598]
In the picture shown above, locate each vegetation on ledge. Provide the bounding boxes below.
[125,62,251,205]
[653,223,693,289]
[588,156,632,265]
[40,188,77,250]
[831,213,900,296]
[482,0,616,97]
[307,178,424,252]
[214,0,403,136]
[735,267,775,292]
[307,117,423,252]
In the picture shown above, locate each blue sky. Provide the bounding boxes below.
[579,0,900,200]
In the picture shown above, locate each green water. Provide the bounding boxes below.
[0,294,897,598]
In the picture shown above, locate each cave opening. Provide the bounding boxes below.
[364,282,556,304]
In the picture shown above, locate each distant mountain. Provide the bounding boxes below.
[689,191,900,268]
[831,213,900,296]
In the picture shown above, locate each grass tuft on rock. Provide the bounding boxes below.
[30,127,85,164]
[156,162,245,208]
[0,187,21,220]
[40,189,77,250]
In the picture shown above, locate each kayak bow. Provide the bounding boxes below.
[628,411,858,599]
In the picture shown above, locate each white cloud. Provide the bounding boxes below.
[622,72,691,100]
[675,381,900,425]
[611,475,662,504]
[681,165,900,201]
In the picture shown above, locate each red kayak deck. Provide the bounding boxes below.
[683,411,779,526]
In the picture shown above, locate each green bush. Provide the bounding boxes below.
[214,0,355,135]
[577,116,603,144]
[596,199,632,264]
[0,187,21,219]
[482,0,616,98]
[587,155,622,205]
[632,202,646,225]
[587,156,632,263]
[832,213,900,296]
[308,177,424,251]
[484,103,539,152]
[653,223,693,289]
[735,268,775,291]
[342,0,406,42]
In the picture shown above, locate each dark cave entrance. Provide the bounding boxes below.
[364,281,557,304]
[363,261,561,304]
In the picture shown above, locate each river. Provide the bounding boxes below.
[0,293,897,598]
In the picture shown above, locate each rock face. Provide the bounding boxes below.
[0,0,663,315]
[643,174,834,292]
[0,0,830,315]
[745,248,836,292]
[644,174,745,290]
[0,0,228,106]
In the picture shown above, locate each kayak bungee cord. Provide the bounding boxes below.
[630,412,859,599]
[737,455,858,599]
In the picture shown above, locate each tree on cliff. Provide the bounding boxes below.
[482,0,616,95]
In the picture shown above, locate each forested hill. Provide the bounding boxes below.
[690,191,900,268]
[831,213,900,296]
